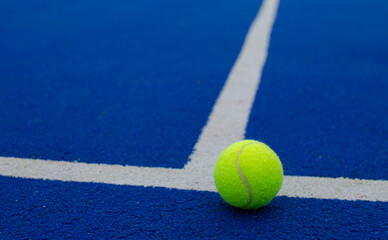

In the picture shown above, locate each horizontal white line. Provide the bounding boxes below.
[1,157,387,202]
[280,175,388,202]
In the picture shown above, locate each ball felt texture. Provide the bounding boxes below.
[213,140,283,209]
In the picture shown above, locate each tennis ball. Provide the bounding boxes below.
[213,140,283,209]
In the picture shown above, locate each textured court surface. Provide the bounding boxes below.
[0,0,387,239]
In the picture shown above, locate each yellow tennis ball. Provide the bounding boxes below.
[213,140,283,209]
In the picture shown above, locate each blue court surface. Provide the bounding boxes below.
[0,0,387,239]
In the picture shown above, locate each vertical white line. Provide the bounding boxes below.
[184,0,280,175]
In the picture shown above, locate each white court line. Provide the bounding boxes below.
[185,0,279,175]
[1,157,387,202]
[1,0,387,202]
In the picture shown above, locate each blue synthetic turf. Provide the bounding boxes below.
[245,0,388,180]
[1,0,387,238]
[0,176,387,239]
[0,0,261,167]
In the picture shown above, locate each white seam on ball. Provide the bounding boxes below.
[235,142,258,208]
